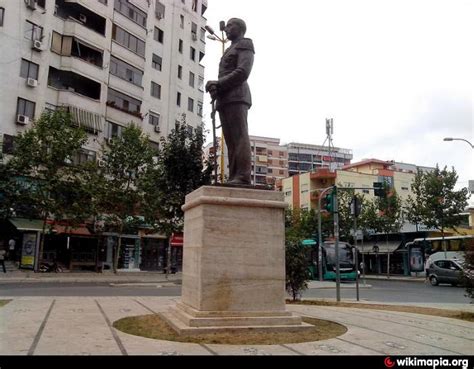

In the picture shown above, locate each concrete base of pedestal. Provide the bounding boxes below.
[165,186,310,334]
[161,302,313,335]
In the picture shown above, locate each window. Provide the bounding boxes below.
[190,47,196,61]
[180,15,184,29]
[2,134,16,155]
[189,71,195,87]
[187,125,194,135]
[36,0,46,8]
[201,3,207,16]
[198,75,204,91]
[150,82,161,99]
[199,51,205,62]
[177,92,181,106]
[155,1,165,19]
[20,59,39,80]
[279,170,285,175]
[73,149,97,165]
[197,101,203,116]
[149,113,160,126]
[200,28,206,42]
[114,0,147,27]
[154,27,164,43]
[188,97,194,112]
[107,121,123,138]
[17,97,35,119]
[25,21,43,41]
[152,54,162,71]
[191,22,197,39]
[178,65,182,79]
[0,8,4,27]
[192,0,198,12]
[112,24,145,57]
[178,39,183,53]
[107,88,142,115]
[110,55,143,86]
[268,168,273,174]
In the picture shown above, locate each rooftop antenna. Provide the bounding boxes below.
[321,118,335,172]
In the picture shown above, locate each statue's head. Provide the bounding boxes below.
[225,18,247,40]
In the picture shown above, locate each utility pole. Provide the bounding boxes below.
[317,186,334,281]
[333,185,341,302]
[351,196,360,301]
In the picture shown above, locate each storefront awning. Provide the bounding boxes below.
[9,218,45,232]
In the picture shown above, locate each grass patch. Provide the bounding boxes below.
[287,299,474,322]
[113,314,347,345]
[0,300,12,308]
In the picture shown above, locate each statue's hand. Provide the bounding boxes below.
[205,80,218,92]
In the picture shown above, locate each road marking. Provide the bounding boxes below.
[95,299,128,355]
[28,299,56,355]
[280,344,306,355]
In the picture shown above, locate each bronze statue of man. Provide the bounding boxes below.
[206,18,254,185]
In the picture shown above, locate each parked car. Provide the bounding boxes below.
[427,259,471,286]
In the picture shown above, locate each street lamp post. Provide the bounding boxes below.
[205,23,228,183]
[443,137,474,149]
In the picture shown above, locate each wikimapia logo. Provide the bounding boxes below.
[384,357,470,369]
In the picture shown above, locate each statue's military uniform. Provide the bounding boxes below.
[215,38,255,185]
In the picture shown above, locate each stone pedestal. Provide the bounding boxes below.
[161,186,311,334]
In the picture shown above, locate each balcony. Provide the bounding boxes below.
[310,168,337,180]
[48,67,101,101]
[56,0,106,36]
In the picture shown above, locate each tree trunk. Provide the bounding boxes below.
[386,234,390,279]
[35,216,48,272]
[113,222,124,274]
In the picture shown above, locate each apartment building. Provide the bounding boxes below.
[203,135,289,188]
[281,158,433,211]
[0,0,207,272]
[0,0,207,162]
[287,142,353,177]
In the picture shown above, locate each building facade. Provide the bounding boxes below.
[204,137,353,189]
[0,0,208,272]
[0,0,207,162]
[287,142,353,177]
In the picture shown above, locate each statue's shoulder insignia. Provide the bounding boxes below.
[235,38,255,53]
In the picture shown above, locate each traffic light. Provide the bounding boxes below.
[373,182,386,197]
[324,191,334,212]
[350,196,362,217]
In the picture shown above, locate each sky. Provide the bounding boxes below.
[200,0,473,202]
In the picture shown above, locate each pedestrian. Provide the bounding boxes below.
[424,255,431,282]
[0,249,6,273]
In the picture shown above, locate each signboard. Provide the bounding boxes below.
[20,232,37,269]
[170,233,184,247]
[409,246,424,272]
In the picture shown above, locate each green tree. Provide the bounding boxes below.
[96,124,158,273]
[6,110,89,270]
[285,236,309,301]
[405,165,469,253]
[143,116,212,273]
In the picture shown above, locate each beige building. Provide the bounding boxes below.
[0,0,207,162]
[281,159,434,211]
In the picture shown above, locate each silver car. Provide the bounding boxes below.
[427,259,464,286]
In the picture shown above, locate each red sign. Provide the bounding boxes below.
[170,233,183,247]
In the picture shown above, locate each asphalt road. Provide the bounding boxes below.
[0,280,471,304]
[302,279,471,304]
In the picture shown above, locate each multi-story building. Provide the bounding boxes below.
[0,0,208,272]
[0,0,207,162]
[281,159,436,276]
[203,137,352,189]
[203,135,289,188]
[286,142,353,177]
[281,158,433,211]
